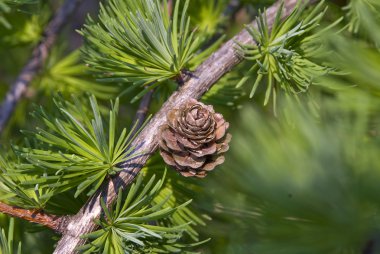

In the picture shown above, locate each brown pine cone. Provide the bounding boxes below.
[158,99,231,178]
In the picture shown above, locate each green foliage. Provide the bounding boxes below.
[202,72,245,109]
[322,0,380,98]
[37,49,122,99]
[0,218,21,254]
[0,1,12,29]
[142,154,209,240]
[187,0,228,36]
[81,0,202,102]
[202,98,380,254]
[0,0,46,47]
[80,172,206,254]
[344,0,380,35]
[9,95,145,199]
[0,151,57,209]
[0,0,37,29]
[326,36,380,96]
[237,1,339,106]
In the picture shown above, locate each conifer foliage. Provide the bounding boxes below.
[15,95,145,198]
[0,0,37,29]
[237,1,338,105]
[79,173,205,254]
[0,0,380,253]
[81,0,203,101]
[0,218,21,254]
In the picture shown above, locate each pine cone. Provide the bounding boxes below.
[158,99,231,178]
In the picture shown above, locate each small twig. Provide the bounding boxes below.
[225,0,241,18]
[198,0,241,52]
[363,237,380,254]
[53,1,313,253]
[0,202,67,232]
[0,0,83,134]
[363,240,375,254]
[132,89,154,133]
[167,0,173,16]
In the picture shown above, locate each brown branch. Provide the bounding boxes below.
[0,202,68,232]
[0,0,83,134]
[167,0,173,16]
[132,89,154,132]
[53,1,314,253]
[225,0,241,18]
[363,239,375,254]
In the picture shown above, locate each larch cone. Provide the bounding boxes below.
[158,99,231,178]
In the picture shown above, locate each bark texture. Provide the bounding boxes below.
[0,202,68,232]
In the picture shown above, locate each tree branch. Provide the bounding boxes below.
[132,89,154,132]
[53,1,313,253]
[0,202,67,232]
[167,0,173,16]
[0,0,83,134]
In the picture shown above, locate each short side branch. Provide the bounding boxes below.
[0,0,83,134]
[132,89,154,131]
[0,202,66,232]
